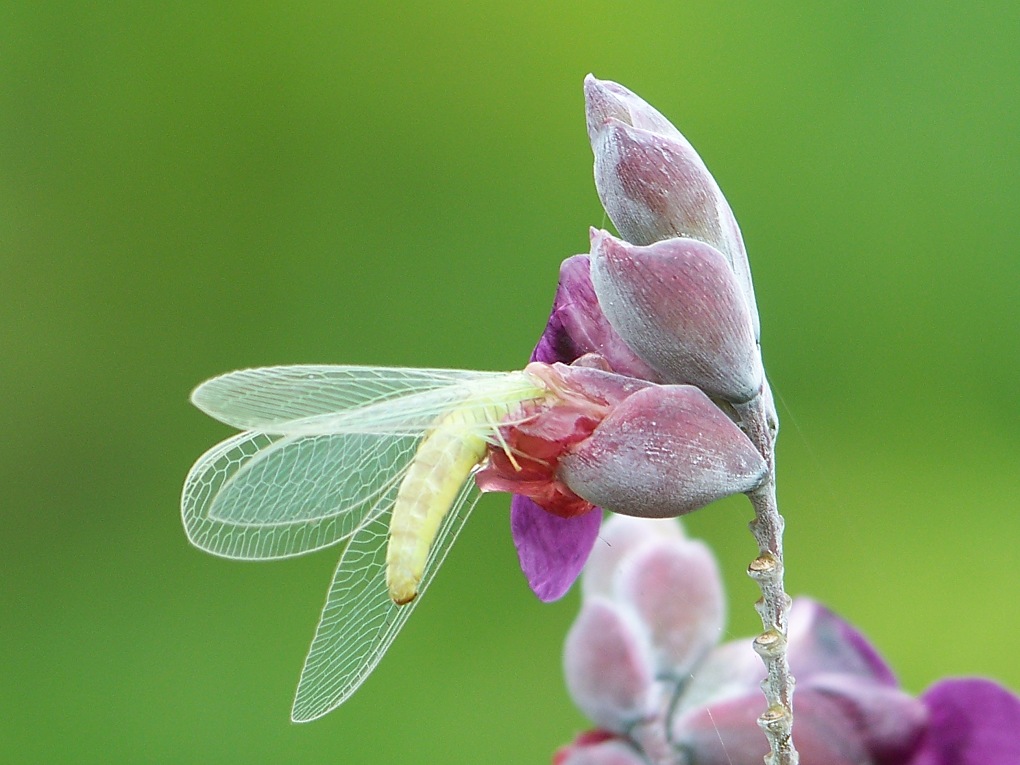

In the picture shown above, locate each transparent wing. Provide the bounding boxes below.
[182,429,420,560]
[182,366,544,561]
[290,479,480,722]
[192,365,507,432]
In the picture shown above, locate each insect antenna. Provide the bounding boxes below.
[485,411,523,472]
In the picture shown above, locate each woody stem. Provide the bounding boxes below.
[736,385,799,765]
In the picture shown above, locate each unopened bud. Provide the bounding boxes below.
[554,736,647,765]
[584,75,758,336]
[559,385,768,518]
[563,597,656,732]
[582,514,685,599]
[590,229,763,402]
[614,538,725,677]
[584,74,683,145]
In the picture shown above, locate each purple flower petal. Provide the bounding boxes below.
[511,495,602,602]
[806,673,926,764]
[909,678,1020,765]
[532,254,660,381]
[788,598,899,686]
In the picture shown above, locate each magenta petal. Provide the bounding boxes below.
[909,679,1020,765]
[806,674,926,764]
[788,598,899,686]
[510,495,602,602]
[531,254,660,381]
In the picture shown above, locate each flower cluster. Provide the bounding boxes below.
[485,74,798,763]
[182,74,1019,749]
[556,516,1020,765]
[506,75,1019,765]
[502,75,774,605]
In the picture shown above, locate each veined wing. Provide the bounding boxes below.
[182,367,544,560]
[192,365,511,432]
[291,478,480,722]
[182,428,423,560]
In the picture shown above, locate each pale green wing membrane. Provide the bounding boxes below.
[182,364,547,716]
[181,429,420,559]
[192,365,506,432]
[291,479,479,722]
[182,366,530,560]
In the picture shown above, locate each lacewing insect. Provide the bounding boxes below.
[181,365,550,722]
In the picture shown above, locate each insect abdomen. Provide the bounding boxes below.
[385,408,491,605]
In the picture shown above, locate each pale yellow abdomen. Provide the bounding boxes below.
[385,409,490,605]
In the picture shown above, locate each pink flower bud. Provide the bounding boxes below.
[808,674,926,763]
[559,385,768,518]
[563,597,656,732]
[476,365,763,602]
[590,229,762,402]
[613,537,724,677]
[675,637,765,712]
[671,599,928,765]
[673,689,871,765]
[584,75,758,336]
[584,75,685,146]
[582,514,686,600]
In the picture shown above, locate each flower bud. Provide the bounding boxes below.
[674,637,766,714]
[584,75,758,336]
[590,229,762,402]
[476,363,651,520]
[672,600,929,765]
[532,254,661,381]
[582,514,685,600]
[613,537,724,677]
[559,385,768,518]
[563,596,656,732]
[584,74,684,145]
[808,674,926,763]
[673,689,870,765]
[478,365,762,602]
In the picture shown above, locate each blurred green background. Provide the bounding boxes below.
[3,2,1017,762]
